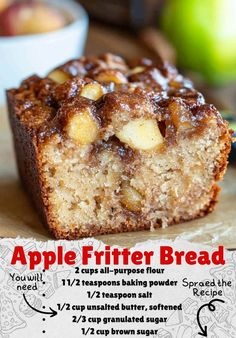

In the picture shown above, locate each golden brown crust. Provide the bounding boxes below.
[7,91,50,229]
[8,53,228,144]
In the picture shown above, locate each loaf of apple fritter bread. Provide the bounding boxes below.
[7,54,232,239]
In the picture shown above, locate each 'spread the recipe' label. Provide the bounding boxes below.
[0,238,235,337]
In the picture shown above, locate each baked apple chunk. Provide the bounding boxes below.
[116,119,163,150]
[7,54,232,239]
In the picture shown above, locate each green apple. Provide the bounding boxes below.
[162,0,236,85]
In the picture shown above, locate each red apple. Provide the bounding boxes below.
[0,1,67,36]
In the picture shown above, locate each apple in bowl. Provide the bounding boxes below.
[0,0,68,36]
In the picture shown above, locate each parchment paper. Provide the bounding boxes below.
[1,107,236,248]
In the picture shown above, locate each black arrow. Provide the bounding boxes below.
[23,294,57,318]
[197,298,225,337]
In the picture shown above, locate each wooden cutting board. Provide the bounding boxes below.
[0,106,236,248]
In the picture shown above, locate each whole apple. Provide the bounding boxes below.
[0,0,68,36]
[162,0,236,86]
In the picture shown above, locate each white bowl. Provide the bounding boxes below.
[0,0,88,104]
